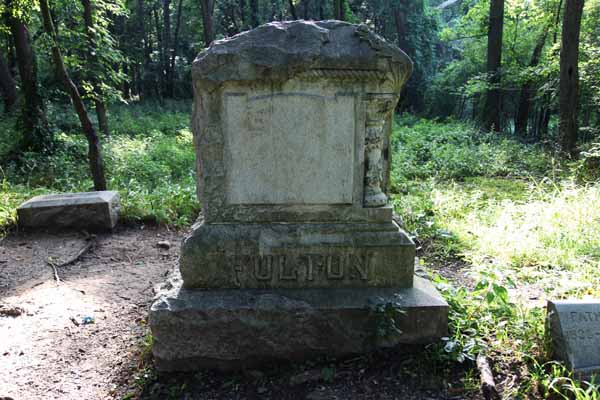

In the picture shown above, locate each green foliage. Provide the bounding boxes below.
[369,300,405,342]
[0,101,199,233]
[392,118,600,396]
[391,118,553,187]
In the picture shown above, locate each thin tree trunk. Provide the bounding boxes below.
[162,0,171,97]
[137,0,150,99]
[303,0,311,19]
[81,0,110,137]
[250,0,259,27]
[39,0,107,190]
[153,5,164,96]
[288,0,297,19]
[199,0,215,47]
[558,0,584,157]
[538,0,563,136]
[514,28,547,137]
[7,3,50,151]
[0,48,17,112]
[482,0,504,132]
[167,0,183,98]
[333,0,345,20]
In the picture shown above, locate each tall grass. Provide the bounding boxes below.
[392,118,600,397]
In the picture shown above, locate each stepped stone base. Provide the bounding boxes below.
[149,272,448,372]
[179,220,416,289]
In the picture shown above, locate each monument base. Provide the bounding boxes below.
[149,273,448,372]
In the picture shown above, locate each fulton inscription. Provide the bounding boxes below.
[230,253,371,287]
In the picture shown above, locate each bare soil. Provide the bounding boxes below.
[0,226,481,400]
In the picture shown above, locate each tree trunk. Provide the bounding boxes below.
[514,29,547,137]
[482,0,504,132]
[40,0,107,190]
[167,0,183,98]
[162,0,171,97]
[333,0,345,20]
[303,0,311,19]
[537,0,563,141]
[250,0,259,27]
[7,4,50,151]
[288,0,297,19]
[137,0,150,99]
[81,0,110,137]
[0,48,17,113]
[558,0,584,157]
[199,0,215,47]
[153,5,164,96]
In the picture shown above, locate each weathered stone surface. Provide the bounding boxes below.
[180,220,415,289]
[192,20,412,223]
[149,272,448,372]
[547,300,600,375]
[17,191,119,231]
[150,20,449,371]
[192,20,412,87]
[225,90,355,205]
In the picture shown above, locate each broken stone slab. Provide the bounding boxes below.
[149,272,448,372]
[547,300,600,376]
[17,191,120,231]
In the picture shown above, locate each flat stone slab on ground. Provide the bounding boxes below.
[547,300,600,375]
[17,191,120,231]
[149,273,448,372]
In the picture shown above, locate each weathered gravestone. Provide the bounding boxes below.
[547,300,600,375]
[149,20,448,371]
[17,191,120,231]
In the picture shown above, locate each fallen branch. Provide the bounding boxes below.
[48,261,61,284]
[477,354,500,400]
[55,236,95,268]
[46,234,96,283]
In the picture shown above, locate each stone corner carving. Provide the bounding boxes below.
[364,94,398,208]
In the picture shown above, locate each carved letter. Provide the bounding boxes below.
[306,255,315,281]
[351,254,369,280]
[278,255,297,280]
[254,256,273,281]
[326,255,344,279]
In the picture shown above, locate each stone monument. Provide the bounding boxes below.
[547,300,600,376]
[149,20,448,371]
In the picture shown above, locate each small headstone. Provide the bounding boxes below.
[17,191,119,231]
[547,300,600,375]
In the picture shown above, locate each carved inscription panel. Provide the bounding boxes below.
[548,301,600,371]
[225,92,355,205]
[229,252,372,287]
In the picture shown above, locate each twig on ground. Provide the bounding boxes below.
[48,261,61,284]
[477,354,500,400]
[55,236,95,268]
[46,234,96,284]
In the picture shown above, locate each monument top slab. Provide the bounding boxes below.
[193,20,412,87]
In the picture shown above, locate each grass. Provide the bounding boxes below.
[391,117,600,397]
[2,103,599,397]
[0,100,199,234]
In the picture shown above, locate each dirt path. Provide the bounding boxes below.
[1,227,481,400]
[0,226,182,400]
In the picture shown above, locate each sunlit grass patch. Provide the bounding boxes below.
[0,101,199,233]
